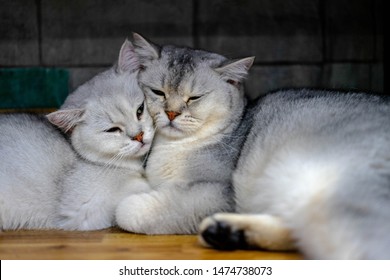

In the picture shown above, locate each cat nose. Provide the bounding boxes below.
[132,131,144,143]
[166,111,180,121]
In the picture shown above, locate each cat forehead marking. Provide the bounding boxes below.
[160,47,223,93]
[163,48,195,91]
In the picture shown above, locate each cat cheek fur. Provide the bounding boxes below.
[144,94,164,121]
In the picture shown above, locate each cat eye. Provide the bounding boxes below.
[151,89,166,98]
[227,79,239,86]
[187,96,202,102]
[137,102,144,120]
[105,127,122,133]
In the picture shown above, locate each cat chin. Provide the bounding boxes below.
[159,125,189,139]
[120,142,151,159]
[135,142,152,157]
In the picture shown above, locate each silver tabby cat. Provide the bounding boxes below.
[200,90,390,259]
[115,34,390,259]
[116,33,255,234]
[0,40,154,230]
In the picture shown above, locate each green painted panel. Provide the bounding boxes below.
[0,68,69,109]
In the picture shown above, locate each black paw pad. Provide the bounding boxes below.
[201,221,248,250]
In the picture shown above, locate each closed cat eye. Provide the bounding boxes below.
[151,89,166,98]
[137,102,144,120]
[105,127,122,133]
[187,96,202,102]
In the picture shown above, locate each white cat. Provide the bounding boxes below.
[199,90,390,259]
[116,33,254,234]
[0,40,154,231]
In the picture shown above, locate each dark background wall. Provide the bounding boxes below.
[0,0,383,101]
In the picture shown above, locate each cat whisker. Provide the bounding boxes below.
[98,153,123,177]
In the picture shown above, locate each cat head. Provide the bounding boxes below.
[47,40,154,168]
[131,33,254,140]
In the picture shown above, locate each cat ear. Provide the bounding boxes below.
[132,32,160,62]
[215,57,255,86]
[46,109,85,133]
[116,39,140,73]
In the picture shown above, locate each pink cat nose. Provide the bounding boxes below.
[132,131,144,143]
[166,111,180,121]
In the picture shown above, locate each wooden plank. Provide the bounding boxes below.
[0,228,302,260]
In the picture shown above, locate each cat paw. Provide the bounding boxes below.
[116,192,167,234]
[199,213,296,251]
[116,194,151,233]
[199,214,249,250]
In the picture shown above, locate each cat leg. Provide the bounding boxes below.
[116,182,233,234]
[199,213,296,251]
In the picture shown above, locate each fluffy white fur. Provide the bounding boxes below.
[199,90,390,259]
[0,40,154,230]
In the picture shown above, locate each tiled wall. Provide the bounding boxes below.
[0,0,383,99]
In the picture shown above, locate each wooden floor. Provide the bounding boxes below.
[0,227,302,260]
